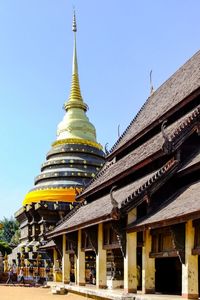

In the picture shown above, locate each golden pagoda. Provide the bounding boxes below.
[14,12,105,265]
[23,11,105,206]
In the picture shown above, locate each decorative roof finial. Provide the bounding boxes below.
[150,70,154,96]
[104,143,109,155]
[110,186,120,220]
[161,120,169,143]
[110,186,118,208]
[118,124,120,138]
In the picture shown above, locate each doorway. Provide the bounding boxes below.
[155,257,182,295]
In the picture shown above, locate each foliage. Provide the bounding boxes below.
[10,229,20,246]
[0,240,11,255]
[0,217,19,244]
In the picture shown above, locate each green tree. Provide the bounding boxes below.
[0,240,11,255]
[10,229,20,246]
[0,217,19,244]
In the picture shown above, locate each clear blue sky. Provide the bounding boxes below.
[0,0,199,219]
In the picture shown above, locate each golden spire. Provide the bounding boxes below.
[64,10,87,111]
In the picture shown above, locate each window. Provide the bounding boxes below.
[151,229,174,254]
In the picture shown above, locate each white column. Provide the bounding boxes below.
[124,231,137,293]
[53,248,60,282]
[182,220,198,299]
[77,229,85,286]
[142,230,155,294]
[96,223,107,288]
[62,234,70,284]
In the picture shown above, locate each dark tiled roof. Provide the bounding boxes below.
[121,158,178,209]
[179,149,200,172]
[48,154,182,237]
[80,108,199,197]
[40,239,56,249]
[130,180,200,230]
[111,50,200,153]
[48,170,157,237]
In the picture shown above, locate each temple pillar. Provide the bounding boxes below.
[182,220,198,299]
[77,229,85,286]
[62,234,70,284]
[142,230,155,294]
[124,208,137,293]
[96,223,107,288]
[124,231,137,293]
[53,248,61,282]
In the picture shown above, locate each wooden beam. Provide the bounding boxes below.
[149,250,178,258]
[127,210,200,233]
[47,215,113,238]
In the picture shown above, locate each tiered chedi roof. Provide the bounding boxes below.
[23,12,105,206]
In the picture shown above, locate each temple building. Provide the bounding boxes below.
[48,49,200,299]
[13,13,105,270]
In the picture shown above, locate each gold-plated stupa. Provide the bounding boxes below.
[23,12,105,206]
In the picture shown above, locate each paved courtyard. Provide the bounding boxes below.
[0,286,86,300]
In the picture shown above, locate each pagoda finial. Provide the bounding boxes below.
[64,10,87,111]
[72,9,77,32]
[72,9,78,75]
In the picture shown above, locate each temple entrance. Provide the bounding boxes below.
[155,257,182,295]
[85,250,96,284]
